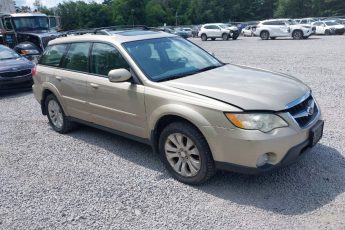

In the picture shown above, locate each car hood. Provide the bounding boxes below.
[162,64,310,111]
[0,57,33,72]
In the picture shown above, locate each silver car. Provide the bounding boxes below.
[33,30,323,184]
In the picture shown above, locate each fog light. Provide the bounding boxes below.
[256,153,269,167]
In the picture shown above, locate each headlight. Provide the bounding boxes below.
[225,113,288,133]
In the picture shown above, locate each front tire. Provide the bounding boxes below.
[292,30,303,40]
[159,122,216,185]
[222,33,229,40]
[45,94,75,134]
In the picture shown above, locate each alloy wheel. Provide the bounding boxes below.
[164,133,201,177]
[48,100,63,129]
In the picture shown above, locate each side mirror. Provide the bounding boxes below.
[108,69,132,82]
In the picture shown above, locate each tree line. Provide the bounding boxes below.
[39,0,345,30]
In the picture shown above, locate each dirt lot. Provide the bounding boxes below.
[0,35,344,229]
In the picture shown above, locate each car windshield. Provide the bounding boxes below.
[0,46,20,60]
[123,37,223,82]
[12,16,49,31]
[325,21,339,26]
[219,24,228,29]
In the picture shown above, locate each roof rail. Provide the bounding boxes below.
[64,25,150,35]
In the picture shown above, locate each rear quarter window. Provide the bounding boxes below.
[39,44,67,67]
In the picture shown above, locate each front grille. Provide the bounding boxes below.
[41,36,57,48]
[286,95,319,128]
[0,69,31,78]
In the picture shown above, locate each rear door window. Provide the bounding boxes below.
[61,42,91,72]
[39,44,68,67]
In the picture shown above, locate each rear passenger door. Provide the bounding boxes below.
[86,43,147,138]
[57,42,92,121]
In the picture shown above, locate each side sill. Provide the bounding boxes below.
[67,117,152,146]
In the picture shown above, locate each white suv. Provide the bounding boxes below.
[255,19,315,40]
[198,23,239,41]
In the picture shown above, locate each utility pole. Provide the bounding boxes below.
[175,11,178,27]
[131,9,135,27]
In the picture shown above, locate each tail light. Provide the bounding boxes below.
[31,66,37,77]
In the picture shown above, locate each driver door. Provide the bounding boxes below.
[278,21,291,36]
[86,42,147,138]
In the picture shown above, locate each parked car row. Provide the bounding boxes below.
[0,45,35,92]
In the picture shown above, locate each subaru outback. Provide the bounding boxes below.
[33,30,323,184]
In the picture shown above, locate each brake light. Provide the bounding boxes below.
[31,66,37,77]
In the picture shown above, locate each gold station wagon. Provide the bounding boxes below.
[33,29,323,184]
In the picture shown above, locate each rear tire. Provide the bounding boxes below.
[260,31,269,40]
[325,30,330,35]
[45,94,75,134]
[159,122,216,185]
[201,34,207,41]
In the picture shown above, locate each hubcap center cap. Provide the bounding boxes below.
[180,151,186,158]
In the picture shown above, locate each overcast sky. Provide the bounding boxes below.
[15,0,103,9]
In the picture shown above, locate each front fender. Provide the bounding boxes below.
[148,103,214,134]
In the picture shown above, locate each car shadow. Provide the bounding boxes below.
[0,89,32,99]
[261,37,322,41]
[67,125,344,216]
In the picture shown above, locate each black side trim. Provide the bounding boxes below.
[68,117,151,146]
[215,127,320,174]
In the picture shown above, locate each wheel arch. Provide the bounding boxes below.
[40,83,66,116]
[260,30,270,35]
[292,29,303,36]
[149,105,213,155]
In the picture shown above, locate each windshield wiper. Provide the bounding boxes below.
[156,65,223,82]
[194,64,223,74]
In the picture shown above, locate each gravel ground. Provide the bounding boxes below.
[1,36,345,229]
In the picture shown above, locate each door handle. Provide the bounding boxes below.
[90,83,99,89]
[56,76,62,81]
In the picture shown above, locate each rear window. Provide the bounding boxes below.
[39,44,67,67]
[61,43,91,72]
